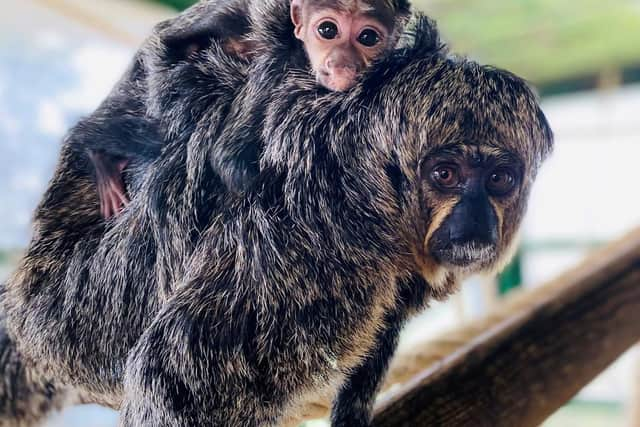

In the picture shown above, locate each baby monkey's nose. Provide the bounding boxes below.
[327,57,358,71]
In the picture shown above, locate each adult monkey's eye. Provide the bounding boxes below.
[486,168,516,196]
[317,21,339,39]
[357,28,381,47]
[431,164,460,189]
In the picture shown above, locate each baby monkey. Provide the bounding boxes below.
[82,0,411,217]
[291,0,407,91]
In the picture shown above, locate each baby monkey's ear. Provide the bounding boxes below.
[290,0,304,39]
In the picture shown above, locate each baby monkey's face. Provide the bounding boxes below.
[291,1,393,91]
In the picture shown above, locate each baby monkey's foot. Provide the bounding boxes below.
[90,152,130,219]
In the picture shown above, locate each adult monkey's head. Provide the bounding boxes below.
[290,0,411,91]
[375,57,554,289]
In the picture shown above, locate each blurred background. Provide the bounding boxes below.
[0,0,638,426]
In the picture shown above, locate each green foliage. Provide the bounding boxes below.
[415,0,640,85]
[155,0,197,10]
[497,251,522,295]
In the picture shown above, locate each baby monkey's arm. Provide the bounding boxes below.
[79,0,253,218]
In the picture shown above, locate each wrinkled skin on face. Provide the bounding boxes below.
[291,0,394,91]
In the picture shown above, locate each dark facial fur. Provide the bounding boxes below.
[0,7,552,427]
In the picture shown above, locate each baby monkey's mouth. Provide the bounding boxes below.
[317,68,358,92]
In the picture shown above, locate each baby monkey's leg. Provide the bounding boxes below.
[88,151,129,219]
[67,52,161,220]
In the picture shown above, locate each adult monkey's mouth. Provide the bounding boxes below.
[432,241,498,270]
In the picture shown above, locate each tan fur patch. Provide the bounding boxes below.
[413,197,459,289]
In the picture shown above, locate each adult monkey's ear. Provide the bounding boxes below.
[290,0,304,40]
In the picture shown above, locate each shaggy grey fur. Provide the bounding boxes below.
[0,1,552,426]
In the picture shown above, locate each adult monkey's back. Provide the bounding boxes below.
[0,10,249,426]
[1,13,552,427]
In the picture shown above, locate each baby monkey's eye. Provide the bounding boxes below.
[317,21,339,40]
[357,28,381,47]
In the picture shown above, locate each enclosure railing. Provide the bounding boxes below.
[288,227,640,426]
[372,227,640,426]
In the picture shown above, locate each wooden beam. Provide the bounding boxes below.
[372,228,640,427]
[630,347,640,427]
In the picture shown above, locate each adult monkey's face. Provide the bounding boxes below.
[420,144,524,272]
[386,59,553,287]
